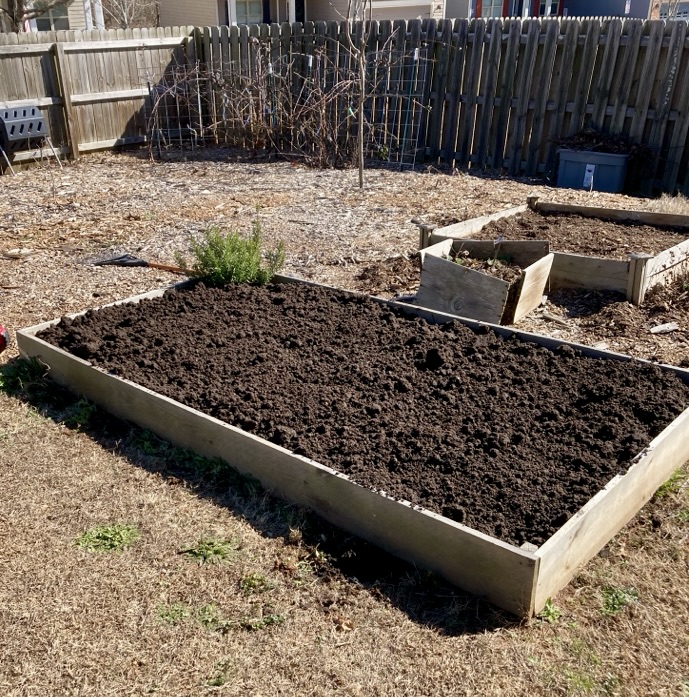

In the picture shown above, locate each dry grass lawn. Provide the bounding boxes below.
[1,152,688,696]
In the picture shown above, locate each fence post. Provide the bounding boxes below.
[627,253,653,305]
[53,42,80,160]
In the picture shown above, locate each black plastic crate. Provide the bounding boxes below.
[0,105,48,152]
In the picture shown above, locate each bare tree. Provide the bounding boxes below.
[101,0,157,28]
[0,0,73,32]
[343,0,372,189]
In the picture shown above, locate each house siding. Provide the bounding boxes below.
[307,0,442,19]
[67,2,88,30]
[159,0,220,27]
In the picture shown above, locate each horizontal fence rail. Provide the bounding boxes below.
[1,19,688,194]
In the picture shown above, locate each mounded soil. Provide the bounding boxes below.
[39,281,689,547]
[483,210,689,259]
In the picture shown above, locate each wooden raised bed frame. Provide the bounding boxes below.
[418,238,554,324]
[16,276,689,618]
[419,198,689,305]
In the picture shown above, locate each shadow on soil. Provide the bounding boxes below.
[1,355,523,636]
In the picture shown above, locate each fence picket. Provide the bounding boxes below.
[474,18,503,170]
[526,19,559,175]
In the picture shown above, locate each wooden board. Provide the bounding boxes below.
[513,253,554,324]
[425,204,529,248]
[417,251,509,325]
[534,406,689,611]
[529,199,689,230]
[420,238,551,324]
[644,238,689,289]
[443,239,549,269]
[16,277,689,617]
[550,252,629,293]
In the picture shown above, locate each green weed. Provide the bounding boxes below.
[61,398,97,429]
[129,429,166,456]
[565,669,597,694]
[176,220,285,286]
[0,357,47,395]
[537,597,562,623]
[240,573,277,595]
[601,586,639,616]
[75,523,140,552]
[180,538,238,565]
[655,469,686,498]
[239,613,285,631]
[676,509,689,523]
[195,603,228,631]
[157,602,191,626]
[206,659,235,687]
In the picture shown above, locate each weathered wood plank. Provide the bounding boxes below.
[417,250,509,324]
[526,20,559,176]
[443,239,550,268]
[54,43,80,159]
[426,204,530,246]
[507,18,539,177]
[490,18,520,168]
[456,18,485,168]
[474,18,501,170]
[530,200,689,228]
[440,18,468,167]
[550,252,629,293]
[513,253,554,323]
[644,238,689,290]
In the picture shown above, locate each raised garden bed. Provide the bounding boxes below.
[417,239,553,324]
[16,278,689,617]
[420,198,689,305]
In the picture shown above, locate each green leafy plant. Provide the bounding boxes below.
[206,659,235,687]
[0,357,47,395]
[195,603,230,632]
[537,597,562,623]
[655,469,686,498]
[75,523,141,552]
[601,586,639,616]
[157,602,191,626]
[239,613,285,631]
[61,398,97,429]
[176,220,285,286]
[240,573,277,595]
[180,538,238,565]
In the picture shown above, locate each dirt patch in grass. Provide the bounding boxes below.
[39,281,689,547]
[482,209,688,259]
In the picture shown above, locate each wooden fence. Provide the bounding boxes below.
[0,27,195,162]
[1,19,689,194]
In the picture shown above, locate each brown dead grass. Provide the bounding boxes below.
[1,152,689,696]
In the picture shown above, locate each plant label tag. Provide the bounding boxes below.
[583,164,596,189]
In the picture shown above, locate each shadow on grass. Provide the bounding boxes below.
[1,355,523,637]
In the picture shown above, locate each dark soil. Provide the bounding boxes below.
[38,282,689,547]
[483,210,688,259]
